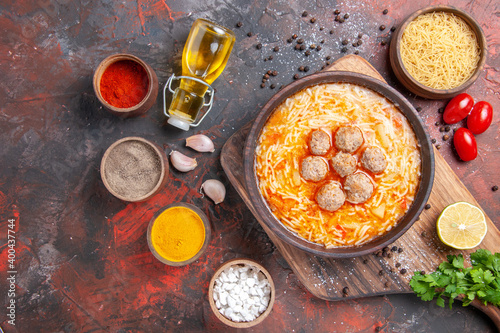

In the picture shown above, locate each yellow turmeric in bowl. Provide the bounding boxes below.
[150,205,206,263]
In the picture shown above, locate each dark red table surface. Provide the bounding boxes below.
[0,0,499,332]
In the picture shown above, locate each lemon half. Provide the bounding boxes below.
[436,202,487,250]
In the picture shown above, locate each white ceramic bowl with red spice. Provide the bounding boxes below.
[93,53,159,117]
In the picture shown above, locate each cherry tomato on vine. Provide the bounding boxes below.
[453,128,477,161]
[467,101,493,134]
[443,93,474,124]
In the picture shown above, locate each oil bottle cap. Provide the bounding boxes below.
[167,116,190,131]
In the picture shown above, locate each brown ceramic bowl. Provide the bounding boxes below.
[93,53,159,117]
[208,258,275,328]
[101,136,168,202]
[147,202,211,266]
[390,5,487,99]
[243,71,434,258]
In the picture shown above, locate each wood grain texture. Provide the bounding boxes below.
[221,55,500,325]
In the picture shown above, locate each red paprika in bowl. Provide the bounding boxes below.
[93,54,159,117]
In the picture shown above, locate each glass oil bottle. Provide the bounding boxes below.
[165,19,235,130]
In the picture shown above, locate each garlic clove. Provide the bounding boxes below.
[186,134,215,153]
[170,150,197,172]
[201,179,226,204]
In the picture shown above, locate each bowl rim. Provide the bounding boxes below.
[93,53,157,113]
[208,258,275,328]
[390,5,487,99]
[243,71,435,258]
[100,136,167,202]
[146,202,211,266]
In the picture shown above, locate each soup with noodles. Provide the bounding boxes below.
[254,83,421,248]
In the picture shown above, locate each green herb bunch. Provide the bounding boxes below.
[410,249,500,308]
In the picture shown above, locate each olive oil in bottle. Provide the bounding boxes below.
[167,19,235,130]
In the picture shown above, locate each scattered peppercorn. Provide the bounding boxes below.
[321,65,326,70]
[341,47,348,53]
[381,40,387,46]
[342,39,349,45]
[439,127,445,132]
[273,46,279,52]
[391,246,398,252]
[384,282,390,288]
[330,30,334,34]
[443,134,450,141]
[300,45,306,50]
[247,32,253,37]
[376,251,382,257]
[383,246,389,252]
[391,26,396,32]
[492,185,498,192]
[375,326,382,332]
[267,70,272,75]
[363,259,368,264]
[293,74,300,80]
[354,50,359,55]
[425,203,431,210]
[297,38,304,44]
[421,271,426,275]
[438,107,444,113]
[299,66,305,71]
[302,11,308,17]
[310,44,316,49]
[304,66,310,72]
[357,40,363,46]
[320,39,325,44]
[436,144,441,150]
[292,34,298,39]
[416,107,422,112]
[395,262,401,268]
[431,138,436,144]
[326,61,330,65]
[272,70,278,76]
[342,287,349,294]
[344,13,349,19]
[262,79,267,83]
[287,38,292,43]
[310,17,316,23]
[383,9,388,15]
[400,268,407,275]
[398,248,404,253]
[421,231,428,238]
[334,9,340,15]
[295,44,301,50]
[379,25,386,31]
[434,122,440,126]
[316,45,322,51]
[326,56,331,60]
[236,22,243,28]
[382,251,388,258]
[387,253,392,259]
[339,17,345,23]
[305,50,311,56]
[264,73,270,79]
[320,27,324,31]
[270,83,276,89]
[335,15,340,22]
[445,126,450,132]
[379,270,384,276]
[260,83,265,88]
[358,33,363,39]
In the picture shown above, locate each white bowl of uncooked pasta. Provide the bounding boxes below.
[390,5,487,99]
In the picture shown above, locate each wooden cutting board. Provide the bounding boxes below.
[221,55,500,327]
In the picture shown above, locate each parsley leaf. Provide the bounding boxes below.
[410,250,500,309]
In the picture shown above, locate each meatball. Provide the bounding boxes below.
[344,173,374,204]
[300,156,328,182]
[361,146,387,174]
[316,182,346,212]
[335,126,363,153]
[309,130,331,155]
[331,152,357,178]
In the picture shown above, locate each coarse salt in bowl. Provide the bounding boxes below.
[208,258,275,328]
